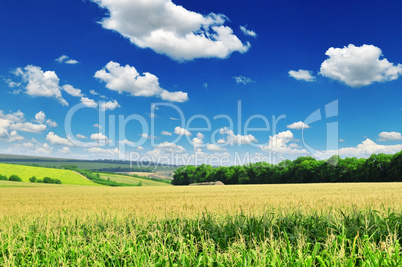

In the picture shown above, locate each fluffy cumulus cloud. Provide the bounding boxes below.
[95,61,188,102]
[10,122,47,133]
[62,84,83,97]
[80,97,98,108]
[378,131,402,141]
[14,65,68,106]
[286,121,310,130]
[219,127,257,145]
[206,143,225,151]
[174,126,191,136]
[288,69,315,82]
[0,119,11,137]
[161,131,172,136]
[233,75,254,85]
[320,44,402,87]
[260,130,308,155]
[147,141,187,159]
[55,55,79,64]
[322,138,402,158]
[33,112,57,127]
[76,134,87,139]
[90,133,109,142]
[46,119,58,128]
[192,132,204,148]
[92,0,250,61]
[46,132,73,146]
[34,111,46,123]
[99,100,121,111]
[240,26,257,37]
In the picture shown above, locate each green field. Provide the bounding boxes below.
[100,173,171,186]
[0,183,401,265]
[0,160,176,172]
[0,163,97,185]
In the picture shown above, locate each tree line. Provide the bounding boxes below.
[172,151,402,185]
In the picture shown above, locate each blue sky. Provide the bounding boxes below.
[0,0,401,164]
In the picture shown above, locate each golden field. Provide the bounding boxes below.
[1,181,401,219]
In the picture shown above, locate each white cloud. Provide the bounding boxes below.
[15,65,68,106]
[76,134,87,139]
[170,117,179,121]
[192,132,204,148]
[219,127,257,145]
[160,90,189,102]
[7,131,24,142]
[0,119,11,137]
[288,69,315,82]
[93,124,102,130]
[119,139,135,147]
[240,26,257,37]
[323,138,402,158]
[206,143,225,151]
[89,89,108,99]
[320,44,402,87]
[46,132,73,146]
[34,111,46,123]
[174,126,191,136]
[95,61,188,102]
[90,133,109,142]
[0,110,24,122]
[161,131,172,136]
[233,75,254,85]
[219,127,234,135]
[217,138,226,144]
[87,147,122,158]
[80,97,98,108]
[93,0,250,61]
[147,141,186,158]
[56,55,79,64]
[62,84,83,97]
[90,132,111,146]
[46,119,58,128]
[58,147,72,154]
[260,130,308,155]
[99,100,121,111]
[5,78,21,88]
[141,133,151,139]
[229,133,257,145]
[286,121,310,130]
[10,122,47,133]
[33,112,57,127]
[378,131,402,141]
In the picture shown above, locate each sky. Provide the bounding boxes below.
[0,0,402,165]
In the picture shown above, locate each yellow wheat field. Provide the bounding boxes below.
[0,182,401,220]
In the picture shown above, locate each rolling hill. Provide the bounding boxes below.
[0,163,97,185]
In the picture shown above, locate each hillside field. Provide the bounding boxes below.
[0,163,97,185]
[0,182,401,265]
[99,173,171,186]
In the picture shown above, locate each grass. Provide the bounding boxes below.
[0,163,97,185]
[99,173,171,186]
[0,183,401,265]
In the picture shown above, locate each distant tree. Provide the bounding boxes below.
[9,175,22,182]
[0,174,8,181]
[29,176,38,183]
[42,177,62,184]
